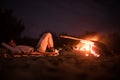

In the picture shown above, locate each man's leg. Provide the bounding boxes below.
[35,32,54,53]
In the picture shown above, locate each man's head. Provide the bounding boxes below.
[9,40,16,47]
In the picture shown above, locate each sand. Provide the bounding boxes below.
[0,51,120,80]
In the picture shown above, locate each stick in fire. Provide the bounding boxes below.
[60,35,84,41]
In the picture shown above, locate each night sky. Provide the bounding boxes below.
[0,0,120,38]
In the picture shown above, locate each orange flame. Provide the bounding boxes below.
[79,40,100,57]
[73,37,100,57]
[60,35,100,57]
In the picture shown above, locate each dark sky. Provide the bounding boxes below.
[0,0,120,38]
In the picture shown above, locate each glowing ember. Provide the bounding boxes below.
[85,53,89,56]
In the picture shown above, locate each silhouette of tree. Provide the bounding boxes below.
[0,8,25,43]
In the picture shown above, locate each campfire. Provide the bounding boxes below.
[60,35,100,57]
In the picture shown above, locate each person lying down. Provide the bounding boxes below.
[1,32,59,56]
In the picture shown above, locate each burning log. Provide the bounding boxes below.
[60,35,84,41]
[60,35,100,57]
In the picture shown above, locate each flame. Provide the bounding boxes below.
[60,35,100,57]
[79,40,100,57]
[84,36,99,41]
[75,38,100,57]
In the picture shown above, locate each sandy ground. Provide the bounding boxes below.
[0,51,120,80]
